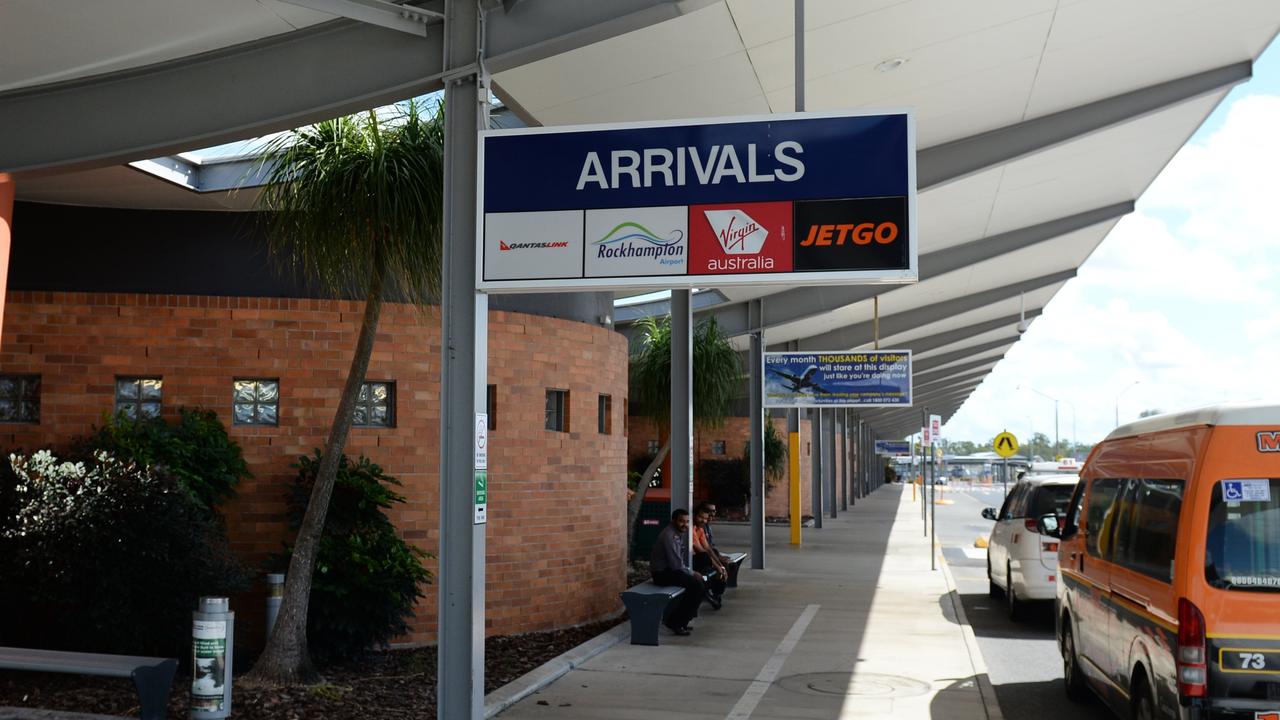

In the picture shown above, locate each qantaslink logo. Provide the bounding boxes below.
[499,240,570,252]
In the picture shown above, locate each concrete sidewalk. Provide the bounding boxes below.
[494,484,1000,719]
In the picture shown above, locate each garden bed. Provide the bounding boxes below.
[0,617,622,719]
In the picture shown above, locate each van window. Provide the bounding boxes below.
[1111,479,1184,583]
[1206,478,1280,592]
[1028,484,1076,519]
[1086,478,1123,560]
[998,485,1023,520]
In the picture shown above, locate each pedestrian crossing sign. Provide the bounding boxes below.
[994,431,1019,458]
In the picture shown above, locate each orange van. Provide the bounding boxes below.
[1049,404,1280,719]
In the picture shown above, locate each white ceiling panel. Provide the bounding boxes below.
[0,1,331,92]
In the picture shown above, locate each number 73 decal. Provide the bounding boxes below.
[1220,647,1279,673]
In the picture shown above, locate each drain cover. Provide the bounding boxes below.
[777,672,931,698]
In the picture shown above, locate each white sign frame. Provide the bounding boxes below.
[475,108,917,293]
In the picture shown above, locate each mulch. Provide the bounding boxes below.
[0,617,622,719]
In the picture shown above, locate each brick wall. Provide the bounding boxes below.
[628,414,815,519]
[0,291,629,646]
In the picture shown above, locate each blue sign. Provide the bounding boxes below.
[763,351,912,408]
[478,110,916,292]
[875,440,912,455]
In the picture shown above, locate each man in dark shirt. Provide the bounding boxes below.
[650,508,705,635]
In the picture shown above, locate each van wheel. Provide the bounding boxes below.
[1061,622,1087,703]
[1131,671,1155,720]
[1007,563,1024,621]
[988,560,1000,597]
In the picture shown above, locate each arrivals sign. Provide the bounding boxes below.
[763,351,912,408]
[478,110,916,292]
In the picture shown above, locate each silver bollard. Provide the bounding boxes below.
[265,573,285,639]
[191,596,234,719]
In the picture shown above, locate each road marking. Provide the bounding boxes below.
[963,546,987,561]
[726,604,820,719]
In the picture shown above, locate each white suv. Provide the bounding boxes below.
[981,473,1079,620]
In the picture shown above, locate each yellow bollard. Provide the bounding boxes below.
[789,430,802,546]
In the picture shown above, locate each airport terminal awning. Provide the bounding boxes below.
[3,0,1278,437]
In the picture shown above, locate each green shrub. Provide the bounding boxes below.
[85,408,249,510]
[0,450,248,657]
[278,451,432,661]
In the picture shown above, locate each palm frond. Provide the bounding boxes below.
[629,314,742,429]
[254,99,445,304]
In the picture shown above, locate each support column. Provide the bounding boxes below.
[748,299,765,569]
[826,408,837,519]
[839,409,848,511]
[670,289,694,562]
[849,412,858,506]
[438,2,486,717]
[810,408,823,528]
[788,408,801,545]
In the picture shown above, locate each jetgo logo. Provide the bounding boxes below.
[1255,713,1279,720]
[1258,431,1280,453]
[793,197,909,272]
[499,240,570,251]
[689,201,792,275]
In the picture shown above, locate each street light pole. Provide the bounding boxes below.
[1021,385,1059,459]
[1116,380,1141,427]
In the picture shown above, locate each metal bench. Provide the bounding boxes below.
[619,582,686,646]
[723,552,749,588]
[0,646,177,720]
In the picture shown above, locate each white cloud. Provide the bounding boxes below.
[944,92,1280,445]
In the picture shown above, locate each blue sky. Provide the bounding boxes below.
[944,37,1280,446]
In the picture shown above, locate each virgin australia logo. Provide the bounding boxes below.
[593,222,684,263]
[704,209,767,254]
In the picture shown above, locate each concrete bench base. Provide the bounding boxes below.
[723,552,749,588]
[619,582,686,646]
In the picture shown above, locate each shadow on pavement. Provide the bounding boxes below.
[988,678,1113,720]
[948,591,1056,640]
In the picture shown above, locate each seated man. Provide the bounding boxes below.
[692,507,727,608]
[650,508,705,635]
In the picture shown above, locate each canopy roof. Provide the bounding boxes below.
[3,0,1277,438]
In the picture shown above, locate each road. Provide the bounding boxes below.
[920,482,1115,720]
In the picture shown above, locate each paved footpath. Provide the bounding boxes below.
[496,484,1001,720]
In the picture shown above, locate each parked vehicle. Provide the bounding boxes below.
[1047,403,1280,720]
[982,473,1079,619]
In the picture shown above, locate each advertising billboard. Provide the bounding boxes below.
[478,110,916,292]
[875,440,911,455]
[763,351,912,408]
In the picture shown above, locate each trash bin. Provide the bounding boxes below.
[630,498,669,560]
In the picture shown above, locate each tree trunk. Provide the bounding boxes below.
[245,261,386,686]
[626,438,670,552]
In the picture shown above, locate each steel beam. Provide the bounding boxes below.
[912,356,1001,387]
[826,408,837,519]
[810,408,822,529]
[0,0,720,174]
[915,336,1016,373]
[883,309,1043,357]
[788,270,1073,351]
[918,62,1251,189]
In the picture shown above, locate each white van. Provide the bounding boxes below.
[982,473,1080,619]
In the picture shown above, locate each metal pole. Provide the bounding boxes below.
[920,412,927,537]
[788,408,801,545]
[748,299,765,570]
[794,0,804,113]
[930,431,937,571]
[671,289,694,563]
[811,408,823,529]
[826,408,837,519]
[840,409,848,510]
[438,1,486,715]
[1003,457,1009,501]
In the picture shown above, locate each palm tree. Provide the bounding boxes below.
[627,315,740,549]
[244,101,444,685]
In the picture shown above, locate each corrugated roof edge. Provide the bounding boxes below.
[1106,401,1280,441]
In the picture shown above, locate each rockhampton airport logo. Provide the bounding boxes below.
[592,221,685,265]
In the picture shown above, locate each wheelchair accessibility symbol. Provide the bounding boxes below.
[1222,479,1272,503]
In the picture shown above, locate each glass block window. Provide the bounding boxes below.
[114,377,162,420]
[486,385,497,431]
[233,379,279,426]
[598,394,612,434]
[0,375,40,423]
[711,440,726,455]
[545,389,568,432]
[647,439,660,455]
[353,381,394,428]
